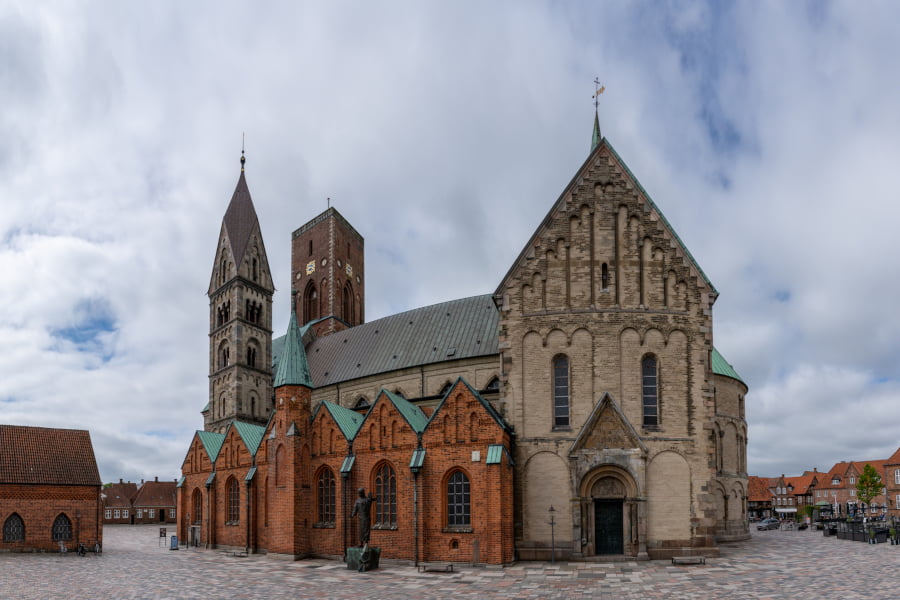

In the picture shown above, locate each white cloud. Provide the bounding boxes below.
[3,1,900,481]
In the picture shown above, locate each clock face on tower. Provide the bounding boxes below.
[346,263,353,277]
[306,261,315,275]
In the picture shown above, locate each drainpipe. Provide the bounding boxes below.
[245,477,252,554]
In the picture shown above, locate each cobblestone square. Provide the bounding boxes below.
[2,525,899,599]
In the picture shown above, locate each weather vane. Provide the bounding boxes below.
[593,78,605,110]
[241,132,246,170]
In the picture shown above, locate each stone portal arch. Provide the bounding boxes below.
[578,465,644,558]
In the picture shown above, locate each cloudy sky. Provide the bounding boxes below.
[3,1,900,483]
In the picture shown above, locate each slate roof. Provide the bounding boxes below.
[132,479,176,509]
[0,425,100,486]
[711,348,745,384]
[223,170,260,267]
[273,294,500,387]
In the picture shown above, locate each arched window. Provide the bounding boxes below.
[354,397,370,410]
[304,281,319,322]
[226,477,240,524]
[552,355,569,428]
[219,341,230,369]
[447,470,471,528]
[191,489,202,525]
[642,355,659,428]
[252,258,258,281]
[343,283,354,325]
[439,381,453,397]
[51,514,72,541]
[483,377,500,393]
[317,468,336,526]
[601,263,609,291]
[247,346,257,369]
[3,513,24,542]
[374,463,397,528]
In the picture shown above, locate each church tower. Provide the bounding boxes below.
[204,152,275,433]
[290,207,364,337]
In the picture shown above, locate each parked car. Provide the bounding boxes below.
[757,518,780,530]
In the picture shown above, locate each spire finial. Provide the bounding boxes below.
[240,133,246,171]
[591,78,604,152]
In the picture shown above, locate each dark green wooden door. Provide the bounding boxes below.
[594,500,623,554]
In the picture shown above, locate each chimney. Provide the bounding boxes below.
[119,478,123,484]
[154,476,158,482]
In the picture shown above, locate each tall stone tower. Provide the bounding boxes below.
[290,207,364,337]
[204,153,275,433]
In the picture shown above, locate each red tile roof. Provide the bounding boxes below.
[0,425,100,486]
[103,482,138,507]
[748,476,773,502]
[132,479,176,509]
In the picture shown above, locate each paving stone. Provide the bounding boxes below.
[2,525,899,599]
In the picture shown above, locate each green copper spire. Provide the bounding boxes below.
[274,291,313,388]
[591,109,601,153]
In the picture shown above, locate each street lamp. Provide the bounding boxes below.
[548,506,556,564]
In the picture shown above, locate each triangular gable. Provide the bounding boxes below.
[371,389,429,434]
[231,421,266,456]
[316,401,365,441]
[196,430,225,463]
[569,392,647,456]
[495,136,716,297]
[426,377,509,433]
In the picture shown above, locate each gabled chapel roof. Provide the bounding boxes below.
[0,425,100,486]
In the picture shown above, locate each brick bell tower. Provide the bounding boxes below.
[204,151,275,433]
[290,207,364,338]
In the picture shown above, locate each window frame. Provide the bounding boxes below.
[446,470,472,531]
[552,355,570,429]
[316,467,336,527]
[51,514,72,542]
[3,513,24,542]
[641,354,660,429]
[226,476,240,525]
[373,463,397,529]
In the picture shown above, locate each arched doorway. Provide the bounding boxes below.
[579,466,643,557]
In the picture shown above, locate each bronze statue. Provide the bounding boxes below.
[351,487,376,546]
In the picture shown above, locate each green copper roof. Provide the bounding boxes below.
[381,390,429,433]
[232,421,266,456]
[340,454,355,474]
[712,347,744,384]
[197,430,225,462]
[410,448,426,470]
[274,310,313,388]
[205,471,216,486]
[244,466,257,482]
[322,401,365,440]
[176,475,186,488]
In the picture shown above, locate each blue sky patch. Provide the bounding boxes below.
[773,290,791,303]
[51,297,118,361]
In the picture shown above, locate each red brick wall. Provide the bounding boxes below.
[179,380,514,564]
[0,483,102,552]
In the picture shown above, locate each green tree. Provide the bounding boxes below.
[856,463,883,508]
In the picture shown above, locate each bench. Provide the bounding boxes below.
[221,550,248,558]
[417,562,454,573]
[671,556,706,565]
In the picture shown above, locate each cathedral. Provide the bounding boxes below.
[177,111,749,564]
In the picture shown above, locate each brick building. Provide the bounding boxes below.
[179,112,749,562]
[0,425,102,552]
[102,480,137,524]
[132,478,177,524]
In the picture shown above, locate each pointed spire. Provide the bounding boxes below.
[591,78,604,153]
[274,291,313,388]
[222,146,260,267]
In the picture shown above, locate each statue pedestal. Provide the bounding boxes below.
[346,546,381,571]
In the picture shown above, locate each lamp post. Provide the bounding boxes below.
[548,505,556,564]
